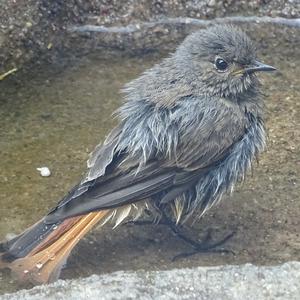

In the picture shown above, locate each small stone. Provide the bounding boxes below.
[37,166,51,177]
[25,22,33,28]
[208,0,216,7]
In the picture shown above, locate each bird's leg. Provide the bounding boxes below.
[125,207,170,226]
[159,210,235,261]
[125,217,170,227]
[125,208,235,260]
[170,224,235,261]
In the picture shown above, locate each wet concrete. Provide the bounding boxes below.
[0,25,299,295]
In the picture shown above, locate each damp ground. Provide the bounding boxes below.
[0,28,299,294]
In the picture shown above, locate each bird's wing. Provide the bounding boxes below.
[46,108,246,223]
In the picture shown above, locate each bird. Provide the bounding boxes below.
[0,25,276,285]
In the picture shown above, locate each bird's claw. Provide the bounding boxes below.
[172,231,236,261]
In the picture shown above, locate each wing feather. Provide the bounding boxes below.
[46,99,247,223]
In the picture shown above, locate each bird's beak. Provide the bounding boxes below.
[244,60,276,74]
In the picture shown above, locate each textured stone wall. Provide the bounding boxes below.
[0,0,299,75]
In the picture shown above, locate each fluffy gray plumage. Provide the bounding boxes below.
[48,25,269,222]
[2,25,275,259]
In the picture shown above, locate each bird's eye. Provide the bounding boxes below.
[215,58,228,72]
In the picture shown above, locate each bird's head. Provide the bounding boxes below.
[175,25,276,99]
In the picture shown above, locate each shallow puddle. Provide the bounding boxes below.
[0,26,299,294]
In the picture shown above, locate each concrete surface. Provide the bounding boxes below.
[1,262,299,299]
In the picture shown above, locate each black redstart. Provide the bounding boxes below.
[0,25,276,284]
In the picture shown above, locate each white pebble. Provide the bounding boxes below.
[37,166,51,177]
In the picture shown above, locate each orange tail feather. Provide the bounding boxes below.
[2,210,109,284]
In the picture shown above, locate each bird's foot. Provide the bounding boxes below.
[171,229,235,261]
[125,213,235,260]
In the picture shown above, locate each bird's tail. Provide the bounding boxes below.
[0,210,109,284]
